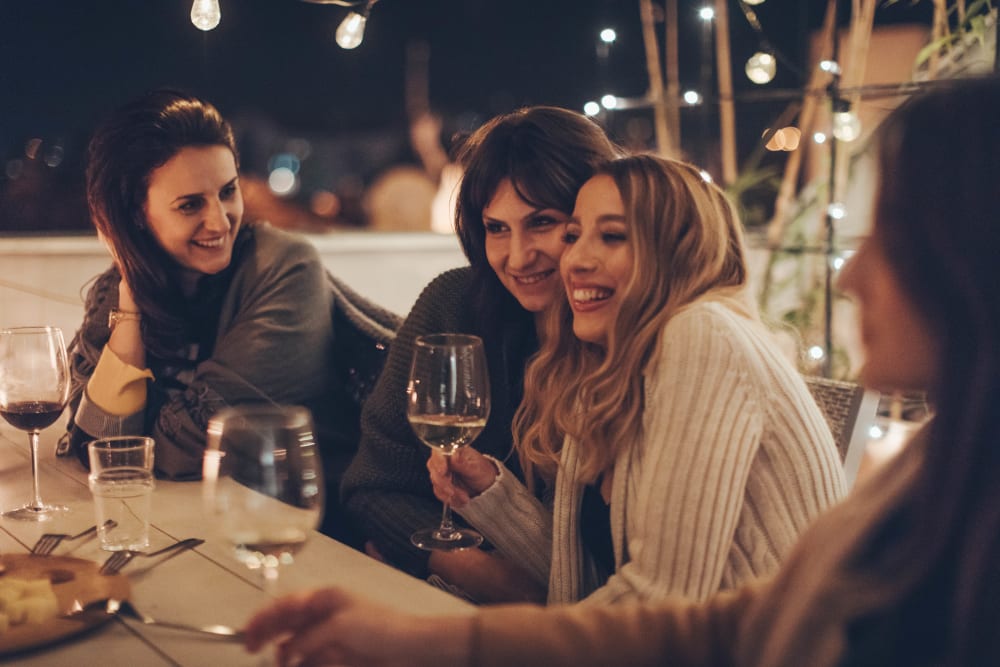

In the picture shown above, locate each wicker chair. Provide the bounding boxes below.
[803,375,880,487]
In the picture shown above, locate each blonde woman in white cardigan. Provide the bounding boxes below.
[427,154,847,605]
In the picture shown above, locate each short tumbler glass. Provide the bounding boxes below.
[87,436,155,551]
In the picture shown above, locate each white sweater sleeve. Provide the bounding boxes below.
[455,456,552,588]
[583,306,764,605]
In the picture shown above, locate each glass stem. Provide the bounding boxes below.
[436,502,457,540]
[28,430,44,509]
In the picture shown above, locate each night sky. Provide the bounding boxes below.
[0,0,932,231]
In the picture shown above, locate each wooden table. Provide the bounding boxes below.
[0,423,472,665]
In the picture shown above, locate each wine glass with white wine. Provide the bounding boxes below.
[407,333,490,551]
[202,404,324,592]
[0,326,70,520]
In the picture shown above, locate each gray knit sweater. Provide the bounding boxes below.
[458,298,848,604]
[64,223,341,480]
[340,267,539,577]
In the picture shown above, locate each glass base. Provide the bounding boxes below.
[411,526,484,552]
[3,503,68,522]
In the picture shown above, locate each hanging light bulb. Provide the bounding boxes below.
[744,0,765,4]
[745,52,776,84]
[336,8,368,49]
[190,0,221,31]
[832,110,861,142]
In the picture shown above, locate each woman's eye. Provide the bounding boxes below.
[221,184,237,199]
[177,200,201,213]
[562,230,579,244]
[603,232,627,243]
[529,216,559,229]
[484,222,506,234]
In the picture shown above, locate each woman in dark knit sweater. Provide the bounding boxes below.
[340,106,620,601]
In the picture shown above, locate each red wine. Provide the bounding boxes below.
[0,401,64,431]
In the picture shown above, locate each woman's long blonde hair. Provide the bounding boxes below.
[513,154,753,485]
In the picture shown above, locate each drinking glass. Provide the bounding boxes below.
[202,404,324,592]
[407,333,490,551]
[0,327,71,520]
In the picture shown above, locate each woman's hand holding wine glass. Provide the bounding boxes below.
[407,333,491,551]
[0,327,71,521]
[202,404,324,593]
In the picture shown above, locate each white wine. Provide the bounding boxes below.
[409,414,487,454]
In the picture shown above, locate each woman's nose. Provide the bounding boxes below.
[204,198,232,232]
[508,232,537,269]
[562,239,596,273]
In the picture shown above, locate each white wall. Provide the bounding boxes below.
[0,231,468,339]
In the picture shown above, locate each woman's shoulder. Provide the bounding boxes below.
[242,222,321,263]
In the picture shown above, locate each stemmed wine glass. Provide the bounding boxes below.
[0,326,71,521]
[407,333,490,551]
[202,404,324,593]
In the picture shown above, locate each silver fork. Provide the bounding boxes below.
[98,537,204,575]
[65,597,243,640]
[30,520,117,556]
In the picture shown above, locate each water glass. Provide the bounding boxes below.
[87,436,155,551]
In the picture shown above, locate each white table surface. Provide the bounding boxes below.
[0,423,472,665]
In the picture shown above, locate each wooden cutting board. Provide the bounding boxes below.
[0,554,130,655]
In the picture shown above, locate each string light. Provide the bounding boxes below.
[743,0,766,4]
[832,109,862,142]
[698,7,715,21]
[190,0,221,31]
[600,94,618,110]
[813,131,828,144]
[827,202,847,220]
[336,5,370,49]
[599,28,616,44]
[808,346,826,361]
[583,101,601,117]
[745,52,776,84]
[682,90,702,105]
[819,59,842,75]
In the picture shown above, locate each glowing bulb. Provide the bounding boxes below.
[600,28,616,44]
[190,0,221,31]
[336,11,367,49]
[827,202,846,220]
[268,167,297,196]
[683,90,702,105]
[745,52,776,84]
[698,7,715,20]
[813,131,828,144]
[600,94,618,110]
[832,111,861,142]
[819,60,841,75]
[808,346,825,361]
[868,424,885,439]
[699,170,713,183]
[583,101,601,117]
[744,0,765,4]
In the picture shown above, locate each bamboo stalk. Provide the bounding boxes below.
[834,0,875,209]
[931,0,949,76]
[714,0,737,185]
[639,0,672,157]
[765,0,838,248]
[665,0,681,155]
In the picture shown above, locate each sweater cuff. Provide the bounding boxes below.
[86,346,154,415]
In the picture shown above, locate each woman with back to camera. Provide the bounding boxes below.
[427,154,845,605]
[340,106,621,601]
[61,90,351,528]
[245,75,1000,667]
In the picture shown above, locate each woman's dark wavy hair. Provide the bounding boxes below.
[452,106,621,331]
[85,89,239,358]
[846,74,1000,664]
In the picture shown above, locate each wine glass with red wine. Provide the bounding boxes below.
[0,327,71,520]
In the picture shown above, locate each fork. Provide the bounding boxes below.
[30,520,117,556]
[65,597,243,640]
[99,537,204,575]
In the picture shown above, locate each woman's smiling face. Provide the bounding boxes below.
[143,145,243,282]
[561,174,634,346]
[483,178,569,314]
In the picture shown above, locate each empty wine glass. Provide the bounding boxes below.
[407,333,490,551]
[202,404,324,593]
[0,326,70,521]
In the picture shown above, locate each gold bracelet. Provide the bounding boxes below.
[108,308,142,330]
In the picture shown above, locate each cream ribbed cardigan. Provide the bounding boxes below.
[458,298,847,605]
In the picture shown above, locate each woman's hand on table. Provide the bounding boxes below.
[427,448,498,508]
[429,548,546,604]
[243,587,472,667]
